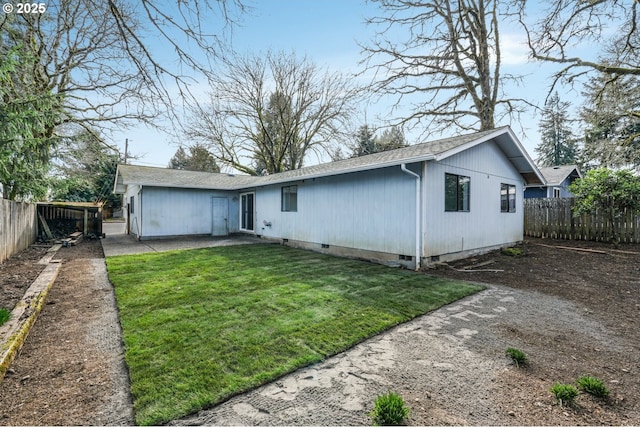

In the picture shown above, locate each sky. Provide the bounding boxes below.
[112,0,575,170]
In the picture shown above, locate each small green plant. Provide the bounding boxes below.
[0,308,10,326]
[576,375,610,398]
[505,347,527,367]
[501,247,523,257]
[550,383,579,406]
[369,392,410,426]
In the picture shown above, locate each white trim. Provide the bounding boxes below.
[239,192,255,233]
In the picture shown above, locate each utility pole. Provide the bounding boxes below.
[124,138,129,164]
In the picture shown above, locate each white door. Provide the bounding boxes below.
[211,197,228,236]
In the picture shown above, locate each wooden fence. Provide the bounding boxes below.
[524,198,640,243]
[0,199,37,263]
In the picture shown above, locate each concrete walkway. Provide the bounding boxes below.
[101,222,270,257]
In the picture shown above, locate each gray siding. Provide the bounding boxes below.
[424,140,523,257]
[118,137,526,264]
[256,166,417,256]
[137,187,239,238]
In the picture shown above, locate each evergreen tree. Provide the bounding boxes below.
[580,74,640,170]
[253,91,302,173]
[352,125,377,157]
[350,125,407,158]
[535,92,578,167]
[50,131,122,209]
[0,44,62,200]
[168,144,220,173]
[376,126,408,152]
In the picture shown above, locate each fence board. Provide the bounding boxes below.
[524,198,640,243]
[0,199,37,263]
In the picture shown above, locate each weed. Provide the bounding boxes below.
[0,308,10,326]
[505,347,527,367]
[501,247,523,257]
[576,375,610,398]
[550,383,579,406]
[369,392,410,426]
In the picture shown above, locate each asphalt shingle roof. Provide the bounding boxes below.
[114,126,543,192]
[537,165,581,186]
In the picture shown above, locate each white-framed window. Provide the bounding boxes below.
[553,188,561,198]
[281,185,298,212]
[445,173,470,212]
[129,196,135,214]
[239,192,255,232]
[500,183,516,213]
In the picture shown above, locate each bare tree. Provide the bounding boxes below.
[361,0,530,136]
[0,0,245,199]
[0,0,246,144]
[185,51,361,175]
[517,0,639,149]
[517,0,640,88]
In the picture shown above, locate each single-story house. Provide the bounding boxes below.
[524,164,581,199]
[113,126,544,269]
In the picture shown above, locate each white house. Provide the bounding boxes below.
[113,126,544,268]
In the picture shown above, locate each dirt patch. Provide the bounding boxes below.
[0,239,133,425]
[0,246,48,312]
[0,236,638,425]
[422,238,639,425]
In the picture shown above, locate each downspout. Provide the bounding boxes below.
[401,164,421,270]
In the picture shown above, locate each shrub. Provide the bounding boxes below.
[569,168,640,246]
[550,383,579,406]
[577,375,610,398]
[0,308,10,326]
[505,347,527,367]
[369,392,410,426]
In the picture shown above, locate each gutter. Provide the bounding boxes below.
[401,164,421,270]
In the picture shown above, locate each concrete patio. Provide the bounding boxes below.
[101,221,270,257]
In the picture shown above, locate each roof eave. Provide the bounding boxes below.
[258,155,438,187]
[113,164,126,194]
[435,127,546,185]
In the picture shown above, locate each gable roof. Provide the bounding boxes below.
[113,126,544,193]
[536,165,581,186]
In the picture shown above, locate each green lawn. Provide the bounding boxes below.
[106,244,483,425]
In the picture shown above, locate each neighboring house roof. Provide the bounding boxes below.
[114,126,544,193]
[534,165,581,186]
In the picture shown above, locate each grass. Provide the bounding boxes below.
[106,244,483,425]
[576,375,610,398]
[0,308,10,326]
[505,347,527,367]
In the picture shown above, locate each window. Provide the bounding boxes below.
[129,196,134,214]
[553,188,561,198]
[240,192,254,231]
[445,173,470,212]
[281,185,298,212]
[500,183,516,213]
